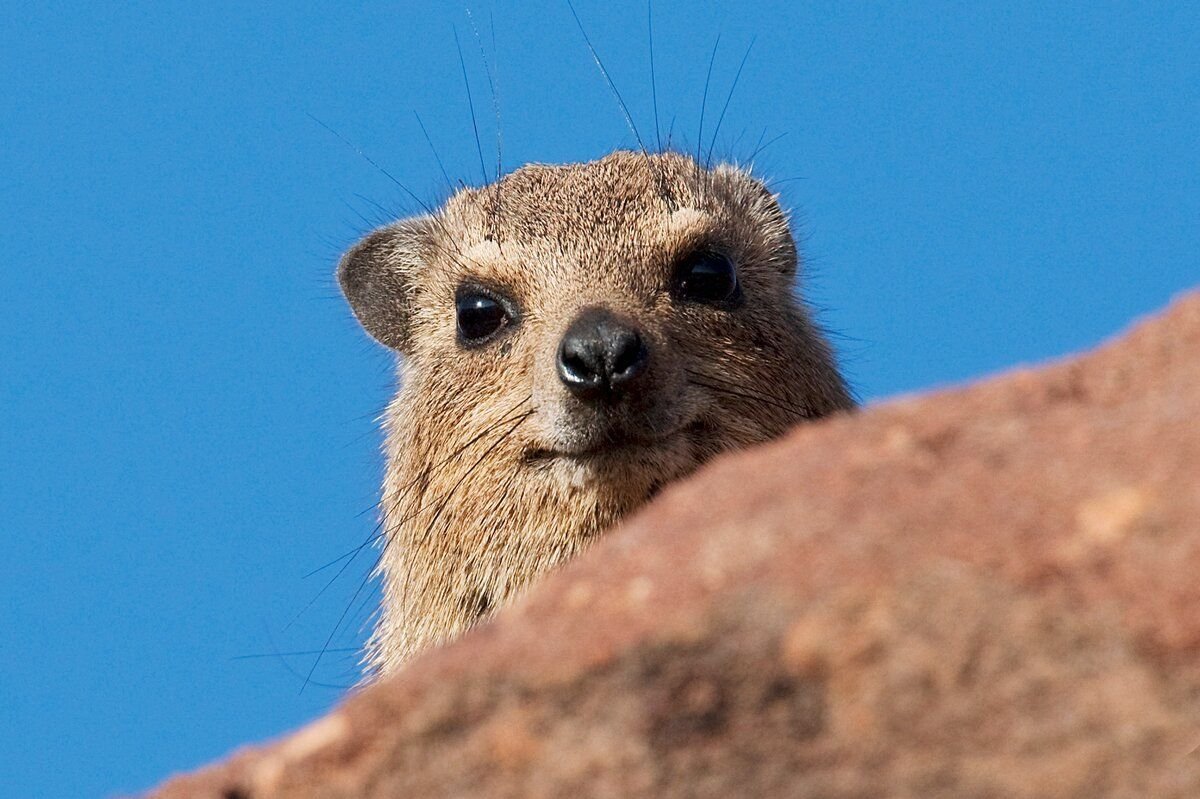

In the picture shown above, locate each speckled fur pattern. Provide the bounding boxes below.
[339,151,853,675]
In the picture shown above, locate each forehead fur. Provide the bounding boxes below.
[436,151,792,265]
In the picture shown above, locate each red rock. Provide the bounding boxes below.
[151,291,1200,799]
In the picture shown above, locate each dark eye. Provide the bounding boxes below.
[455,290,510,345]
[673,251,740,305]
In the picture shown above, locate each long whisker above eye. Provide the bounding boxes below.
[647,0,661,153]
[309,111,496,285]
[746,131,787,167]
[310,113,476,266]
[566,0,674,209]
[454,26,490,188]
[706,37,756,168]
[466,7,504,243]
[413,111,453,190]
[694,34,721,200]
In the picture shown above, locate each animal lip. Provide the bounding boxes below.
[523,419,705,463]
[523,436,660,463]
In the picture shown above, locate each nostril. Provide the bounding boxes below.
[558,337,605,397]
[561,350,596,383]
[609,332,648,384]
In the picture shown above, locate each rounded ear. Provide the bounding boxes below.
[337,216,434,353]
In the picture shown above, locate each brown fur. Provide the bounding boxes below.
[339,151,853,676]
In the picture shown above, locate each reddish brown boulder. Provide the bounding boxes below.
[152,291,1200,799]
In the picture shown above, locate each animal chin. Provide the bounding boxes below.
[523,418,707,466]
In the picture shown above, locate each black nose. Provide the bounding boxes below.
[557,307,649,401]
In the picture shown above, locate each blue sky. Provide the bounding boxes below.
[2,2,1196,796]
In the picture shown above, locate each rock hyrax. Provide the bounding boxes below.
[339,150,853,675]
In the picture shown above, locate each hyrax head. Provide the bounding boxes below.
[339,150,852,669]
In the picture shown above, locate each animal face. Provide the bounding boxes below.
[341,151,850,502]
[339,150,852,668]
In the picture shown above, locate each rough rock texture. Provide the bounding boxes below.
[152,292,1200,799]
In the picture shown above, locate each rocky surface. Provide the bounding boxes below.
[151,292,1200,799]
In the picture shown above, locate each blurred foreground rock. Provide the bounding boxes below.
[152,292,1200,799]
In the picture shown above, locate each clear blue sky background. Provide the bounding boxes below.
[2,2,1196,795]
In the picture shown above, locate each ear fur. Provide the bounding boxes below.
[337,217,434,353]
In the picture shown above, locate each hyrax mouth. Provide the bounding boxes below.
[522,417,708,466]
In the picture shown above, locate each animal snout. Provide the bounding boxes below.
[557,307,649,401]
